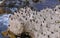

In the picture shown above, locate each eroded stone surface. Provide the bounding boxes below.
[9,5,60,38]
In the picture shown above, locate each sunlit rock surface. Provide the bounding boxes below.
[0,0,60,38]
[9,5,60,38]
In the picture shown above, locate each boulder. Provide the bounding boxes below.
[9,5,60,38]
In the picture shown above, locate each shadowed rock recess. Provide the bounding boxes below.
[9,5,60,38]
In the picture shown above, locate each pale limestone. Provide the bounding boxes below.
[9,5,60,38]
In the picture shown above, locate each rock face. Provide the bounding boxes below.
[9,17,23,35]
[9,5,60,38]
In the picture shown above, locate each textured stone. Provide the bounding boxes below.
[9,5,60,38]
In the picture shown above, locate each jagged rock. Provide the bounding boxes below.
[9,5,60,38]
